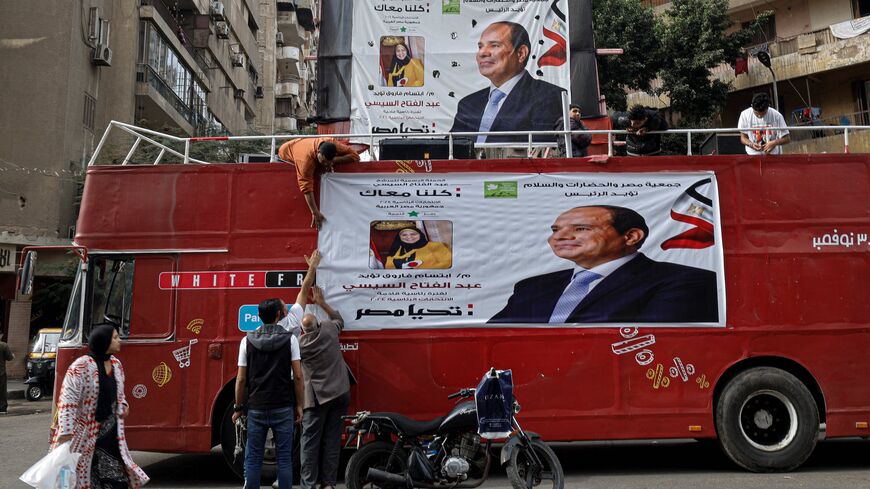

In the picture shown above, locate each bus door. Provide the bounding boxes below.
[79,254,180,436]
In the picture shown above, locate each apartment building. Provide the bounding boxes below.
[633,0,870,153]
[0,0,318,374]
[273,0,318,133]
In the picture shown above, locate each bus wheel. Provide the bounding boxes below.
[220,404,301,482]
[220,404,245,479]
[715,367,819,472]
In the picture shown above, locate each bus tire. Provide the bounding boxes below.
[220,403,301,482]
[715,367,819,472]
[220,404,245,479]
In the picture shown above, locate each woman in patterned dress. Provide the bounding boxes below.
[52,324,149,488]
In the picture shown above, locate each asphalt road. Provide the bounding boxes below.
[4,400,870,489]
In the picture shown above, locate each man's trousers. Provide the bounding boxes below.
[299,391,351,489]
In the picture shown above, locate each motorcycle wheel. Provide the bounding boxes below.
[506,439,564,489]
[26,384,43,402]
[345,441,408,489]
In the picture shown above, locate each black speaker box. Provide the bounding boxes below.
[700,134,745,155]
[379,138,475,160]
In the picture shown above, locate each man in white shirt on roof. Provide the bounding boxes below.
[738,92,791,155]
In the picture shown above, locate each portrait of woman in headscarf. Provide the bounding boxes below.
[384,41,424,87]
[51,324,149,488]
[385,226,452,269]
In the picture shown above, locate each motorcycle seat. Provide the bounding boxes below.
[369,412,446,437]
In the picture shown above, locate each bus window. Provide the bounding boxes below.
[61,267,83,342]
[89,257,134,337]
[87,255,175,340]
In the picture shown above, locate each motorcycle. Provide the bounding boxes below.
[343,386,563,489]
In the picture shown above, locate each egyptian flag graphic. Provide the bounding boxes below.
[537,0,568,68]
[369,238,384,269]
[661,178,715,250]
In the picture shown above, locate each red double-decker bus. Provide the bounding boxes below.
[29,129,870,477]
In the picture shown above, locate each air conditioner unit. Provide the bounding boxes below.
[210,1,225,20]
[92,44,113,66]
[231,53,245,68]
[234,89,245,99]
[276,31,284,46]
[215,21,229,39]
[255,86,264,98]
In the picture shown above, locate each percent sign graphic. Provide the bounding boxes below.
[696,374,710,389]
[668,357,695,381]
[646,363,670,389]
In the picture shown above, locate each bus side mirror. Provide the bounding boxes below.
[17,251,37,297]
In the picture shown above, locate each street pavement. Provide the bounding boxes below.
[3,405,870,488]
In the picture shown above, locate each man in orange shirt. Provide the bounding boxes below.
[278,138,360,229]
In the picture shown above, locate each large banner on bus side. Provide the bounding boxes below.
[318,172,726,329]
[350,0,571,140]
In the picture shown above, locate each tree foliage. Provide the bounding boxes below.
[592,0,661,112]
[593,0,769,126]
[656,0,770,126]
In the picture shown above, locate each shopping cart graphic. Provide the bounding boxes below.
[172,339,198,368]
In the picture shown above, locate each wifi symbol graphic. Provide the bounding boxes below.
[187,319,204,334]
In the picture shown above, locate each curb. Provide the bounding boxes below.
[8,381,26,400]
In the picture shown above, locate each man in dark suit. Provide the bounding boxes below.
[299,286,351,489]
[450,21,565,143]
[489,205,719,324]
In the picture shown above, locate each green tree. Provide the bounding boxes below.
[656,0,769,127]
[592,0,662,112]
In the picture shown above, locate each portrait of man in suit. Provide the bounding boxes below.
[488,205,719,324]
[449,21,565,143]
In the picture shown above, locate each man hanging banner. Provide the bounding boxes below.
[350,0,571,141]
[317,172,727,330]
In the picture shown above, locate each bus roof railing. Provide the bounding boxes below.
[88,120,870,167]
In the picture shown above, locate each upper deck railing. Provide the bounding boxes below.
[88,120,869,167]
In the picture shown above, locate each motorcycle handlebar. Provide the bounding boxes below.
[447,388,475,399]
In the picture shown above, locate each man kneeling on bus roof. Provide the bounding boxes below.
[278,137,361,230]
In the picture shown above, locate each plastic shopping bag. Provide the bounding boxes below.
[19,441,80,489]
[475,368,514,439]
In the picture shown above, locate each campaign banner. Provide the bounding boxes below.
[350,0,571,139]
[318,172,726,329]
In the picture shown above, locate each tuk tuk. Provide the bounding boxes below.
[24,328,61,401]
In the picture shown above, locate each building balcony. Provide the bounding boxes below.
[627,26,870,109]
[278,46,301,61]
[276,81,300,98]
[278,12,308,47]
[642,0,771,10]
[712,27,869,93]
[275,116,297,132]
[136,64,200,136]
[278,59,301,79]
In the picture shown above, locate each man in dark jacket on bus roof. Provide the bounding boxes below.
[613,105,669,156]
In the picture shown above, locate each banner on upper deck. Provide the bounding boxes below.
[318,172,726,329]
[350,0,571,139]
